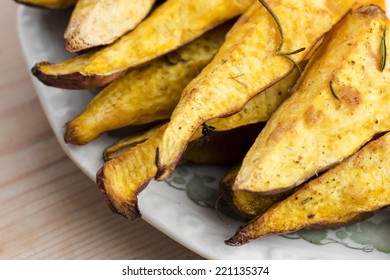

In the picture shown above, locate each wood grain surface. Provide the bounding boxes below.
[0,1,202,260]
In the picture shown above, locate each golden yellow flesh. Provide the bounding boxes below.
[155,0,355,180]
[33,0,254,88]
[15,0,77,9]
[97,126,165,220]
[65,25,230,145]
[97,123,262,219]
[234,5,390,194]
[227,131,390,246]
[65,0,155,52]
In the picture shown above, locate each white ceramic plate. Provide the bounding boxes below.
[17,5,390,260]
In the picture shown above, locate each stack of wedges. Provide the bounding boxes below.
[16,0,390,246]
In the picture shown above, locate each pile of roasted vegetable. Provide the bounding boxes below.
[15,0,390,246]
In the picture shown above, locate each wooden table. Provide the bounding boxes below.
[0,1,201,260]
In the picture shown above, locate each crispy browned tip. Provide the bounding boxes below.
[31,62,125,89]
[63,122,81,145]
[154,147,172,181]
[224,226,253,246]
[96,167,142,220]
[225,211,376,246]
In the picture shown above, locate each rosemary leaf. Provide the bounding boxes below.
[329,80,340,101]
[280,54,303,75]
[380,29,387,72]
[279,47,306,56]
[258,0,284,52]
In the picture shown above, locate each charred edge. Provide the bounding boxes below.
[224,224,254,246]
[102,150,112,162]
[96,167,124,217]
[155,165,172,181]
[96,167,142,220]
[63,122,83,145]
[63,122,72,144]
[31,63,124,89]
[356,4,385,17]
[154,147,164,179]
[127,201,142,220]
[155,147,182,181]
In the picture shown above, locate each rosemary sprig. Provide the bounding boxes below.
[258,0,305,74]
[279,47,306,56]
[258,0,284,52]
[329,80,340,101]
[380,29,387,72]
[279,48,306,75]
[279,55,303,75]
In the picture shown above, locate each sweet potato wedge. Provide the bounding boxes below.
[14,0,77,9]
[64,0,155,52]
[155,0,355,180]
[97,123,262,220]
[226,131,390,246]
[32,0,254,89]
[220,166,292,219]
[64,24,231,145]
[97,68,302,219]
[233,5,390,194]
[104,67,304,162]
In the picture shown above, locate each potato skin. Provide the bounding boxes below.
[14,0,77,9]
[32,0,254,89]
[64,0,156,52]
[155,0,355,181]
[226,131,390,246]
[32,63,125,89]
[234,5,390,195]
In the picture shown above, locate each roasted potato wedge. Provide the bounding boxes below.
[64,0,156,52]
[97,123,262,220]
[64,24,231,145]
[220,166,292,219]
[32,0,254,89]
[155,0,355,180]
[15,0,77,9]
[233,5,390,194]
[226,131,390,246]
